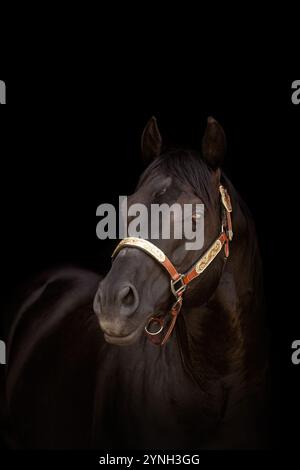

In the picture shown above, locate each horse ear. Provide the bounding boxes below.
[141,116,162,164]
[202,117,227,170]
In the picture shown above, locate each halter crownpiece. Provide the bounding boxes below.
[111,185,233,346]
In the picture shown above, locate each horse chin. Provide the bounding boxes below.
[103,324,144,346]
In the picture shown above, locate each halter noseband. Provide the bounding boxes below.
[111,185,233,346]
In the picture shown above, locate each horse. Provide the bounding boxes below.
[2,116,269,449]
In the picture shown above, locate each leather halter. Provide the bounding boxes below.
[112,185,233,346]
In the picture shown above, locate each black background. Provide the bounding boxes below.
[0,71,299,459]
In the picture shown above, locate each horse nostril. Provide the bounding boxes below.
[93,288,102,316]
[120,286,133,306]
[117,284,139,314]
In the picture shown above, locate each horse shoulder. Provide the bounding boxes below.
[5,267,104,448]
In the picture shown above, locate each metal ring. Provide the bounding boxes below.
[145,317,164,336]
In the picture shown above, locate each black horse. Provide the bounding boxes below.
[2,117,268,449]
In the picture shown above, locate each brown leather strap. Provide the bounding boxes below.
[161,296,183,345]
[161,258,181,282]
[146,295,183,346]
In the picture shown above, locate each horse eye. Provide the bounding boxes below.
[192,212,202,229]
[155,188,167,198]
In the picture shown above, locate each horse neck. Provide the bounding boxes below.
[174,189,264,385]
[104,332,188,396]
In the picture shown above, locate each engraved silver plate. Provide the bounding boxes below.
[219,185,232,213]
[195,239,222,274]
[112,237,166,263]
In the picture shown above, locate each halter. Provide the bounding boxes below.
[112,185,233,346]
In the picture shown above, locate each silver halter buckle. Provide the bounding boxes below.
[170,275,186,298]
[145,317,164,336]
